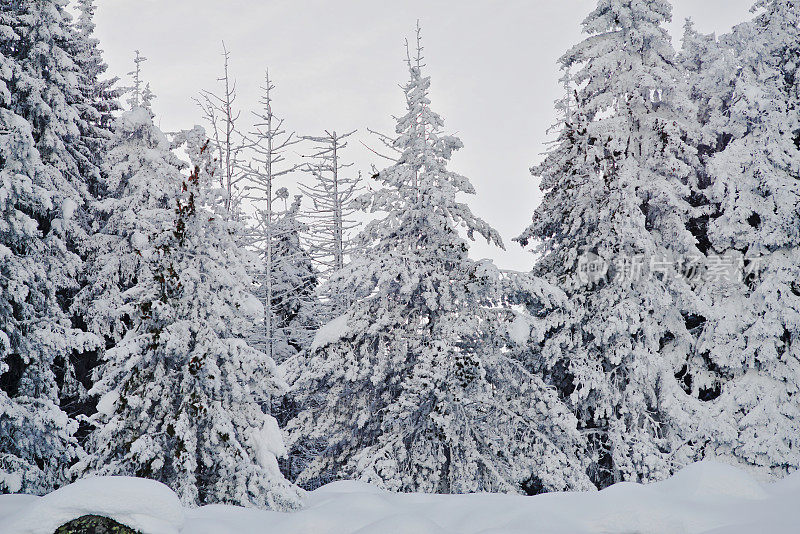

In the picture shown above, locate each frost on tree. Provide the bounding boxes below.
[679,19,739,163]
[678,19,740,262]
[197,43,247,219]
[288,28,593,495]
[0,0,84,495]
[243,72,317,365]
[82,121,301,510]
[299,130,363,312]
[698,0,800,478]
[516,0,716,487]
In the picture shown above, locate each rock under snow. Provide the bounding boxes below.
[0,477,184,534]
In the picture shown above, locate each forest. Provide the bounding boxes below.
[0,0,798,523]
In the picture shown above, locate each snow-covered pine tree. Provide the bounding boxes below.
[288,27,593,495]
[265,194,318,358]
[70,0,121,199]
[4,0,84,193]
[0,0,97,492]
[675,20,741,397]
[71,101,185,403]
[243,72,317,365]
[516,0,714,487]
[75,93,189,479]
[0,0,89,494]
[4,0,115,426]
[83,122,301,510]
[299,130,362,279]
[247,191,318,364]
[675,20,740,368]
[0,107,80,496]
[679,19,739,164]
[698,0,800,478]
[3,0,90,245]
[60,0,123,430]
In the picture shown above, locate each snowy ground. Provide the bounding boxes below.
[0,461,797,534]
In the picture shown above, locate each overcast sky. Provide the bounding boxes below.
[89,0,755,272]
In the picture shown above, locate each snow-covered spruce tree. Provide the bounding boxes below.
[698,0,800,478]
[243,72,317,365]
[71,103,185,400]
[677,18,741,269]
[679,19,740,164]
[0,106,80,496]
[0,0,86,494]
[516,0,715,487]
[3,0,91,256]
[70,0,121,199]
[256,193,320,480]
[299,130,362,279]
[247,192,318,365]
[4,0,118,428]
[288,29,593,495]
[3,0,85,201]
[264,194,318,359]
[82,123,301,510]
[61,0,123,429]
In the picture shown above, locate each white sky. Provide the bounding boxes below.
[90,0,755,272]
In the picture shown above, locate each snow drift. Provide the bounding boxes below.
[0,461,798,534]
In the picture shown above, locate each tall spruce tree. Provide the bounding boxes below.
[0,0,84,494]
[72,104,185,392]
[64,0,123,426]
[516,0,714,487]
[676,21,740,399]
[699,0,800,478]
[262,194,318,358]
[2,0,114,431]
[288,28,593,495]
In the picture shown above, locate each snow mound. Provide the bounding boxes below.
[312,480,385,495]
[0,462,798,533]
[770,469,800,495]
[653,461,769,501]
[351,513,447,534]
[0,476,184,534]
